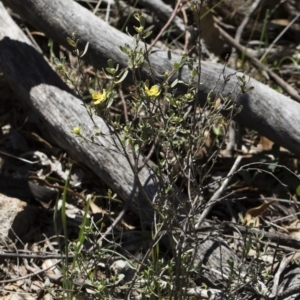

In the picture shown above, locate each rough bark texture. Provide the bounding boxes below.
[2,0,300,157]
[0,2,157,226]
[0,1,241,290]
[0,1,299,296]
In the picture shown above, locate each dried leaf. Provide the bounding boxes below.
[244,200,276,227]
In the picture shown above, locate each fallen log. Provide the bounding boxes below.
[0,1,299,297]
[0,3,157,225]
[0,1,240,291]
[2,0,300,157]
[0,2,142,228]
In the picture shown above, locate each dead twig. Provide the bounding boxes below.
[216,24,300,103]
[196,155,243,228]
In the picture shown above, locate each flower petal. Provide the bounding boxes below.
[92,90,107,105]
[145,85,161,97]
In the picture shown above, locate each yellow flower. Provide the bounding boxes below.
[92,90,107,105]
[134,26,144,33]
[144,85,161,97]
[72,126,81,135]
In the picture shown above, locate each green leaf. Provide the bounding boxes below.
[236,105,243,114]
[160,159,166,167]
[212,126,222,136]
[107,59,114,68]
[134,10,142,22]
[80,41,89,57]
[171,79,179,88]
[54,57,62,66]
[191,69,198,78]
[244,86,254,93]
[115,70,129,84]
[296,185,300,196]
[179,57,187,68]
[173,62,180,71]
[142,30,152,39]
[119,45,131,55]
[237,75,246,85]
[140,15,146,27]
[67,37,76,48]
[207,91,214,104]
[267,163,278,172]
[107,97,114,109]
[103,72,113,80]
[105,67,116,75]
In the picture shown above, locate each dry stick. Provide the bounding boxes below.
[92,0,102,15]
[118,84,129,122]
[272,254,295,296]
[24,257,41,274]
[4,0,300,159]
[200,222,300,249]
[137,0,186,32]
[0,252,74,259]
[180,4,189,53]
[0,260,61,284]
[225,121,238,157]
[0,150,36,164]
[226,0,262,157]
[216,24,300,103]
[196,155,242,228]
[230,0,263,69]
[148,0,182,52]
[103,0,154,31]
[260,11,300,62]
[87,199,129,253]
[268,286,300,300]
[138,141,157,170]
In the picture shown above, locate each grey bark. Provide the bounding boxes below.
[1,0,300,157]
[0,0,299,296]
[0,2,157,226]
[0,1,241,291]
